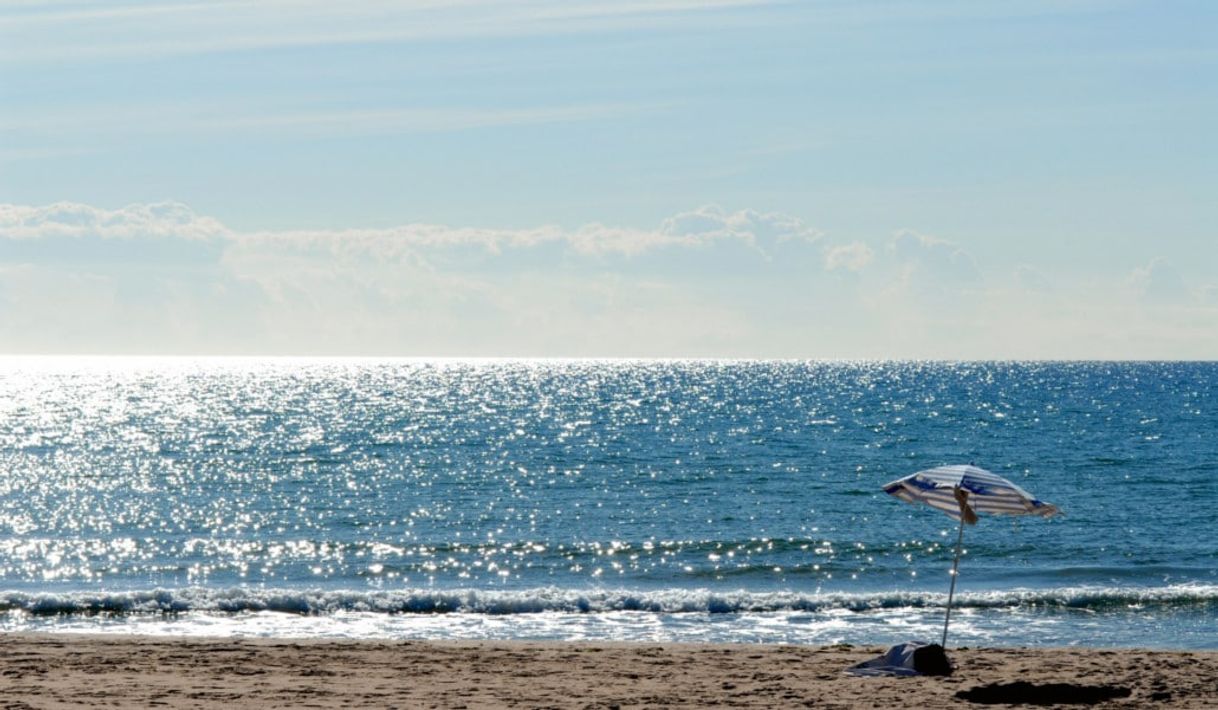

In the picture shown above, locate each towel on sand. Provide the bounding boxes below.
[845,642,953,677]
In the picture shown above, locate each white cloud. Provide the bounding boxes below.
[823,242,874,272]
[889,229,980,285]
[662,205,820,242]
[567,224,679,257]
[3,202,1217,358]
[0,201,226,241]
[2,201,823,262]
[0,201,824,355]
[1129,257,1193,305]
[222,204,824,265]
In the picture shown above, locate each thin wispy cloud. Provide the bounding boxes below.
[209,103,658,135]
[3,0,1132,68]
[0,101,663,155]
[0,0,777,63]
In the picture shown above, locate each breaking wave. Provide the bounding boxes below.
[4,584,1217,618]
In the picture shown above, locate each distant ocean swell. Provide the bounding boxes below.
[5,584,1217,618]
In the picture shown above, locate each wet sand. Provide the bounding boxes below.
[1,634,1215,708]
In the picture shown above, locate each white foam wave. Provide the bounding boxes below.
[3,584,1217,617]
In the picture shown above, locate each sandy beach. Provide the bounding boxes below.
[0,635,1214,708]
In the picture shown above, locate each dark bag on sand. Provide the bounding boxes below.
[845,642,954,677]
[911,643,952,676]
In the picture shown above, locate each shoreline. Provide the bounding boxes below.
[2,634,1216,708]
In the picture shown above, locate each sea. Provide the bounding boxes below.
[0,357,1215,649]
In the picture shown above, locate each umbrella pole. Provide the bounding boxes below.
[942,515,966,648]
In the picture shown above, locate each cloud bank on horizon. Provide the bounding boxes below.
[1,201,1214,359]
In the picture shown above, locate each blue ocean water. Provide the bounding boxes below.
[0,357,1215,648]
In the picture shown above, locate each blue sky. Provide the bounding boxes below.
[1,0,1215,357]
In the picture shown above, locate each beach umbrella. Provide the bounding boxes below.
[882,464,1059,647]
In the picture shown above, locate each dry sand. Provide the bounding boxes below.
[1,634,1215,708]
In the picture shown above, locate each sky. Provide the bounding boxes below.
[1,0,1215,358]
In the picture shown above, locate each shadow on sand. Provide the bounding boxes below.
[956,681,1133,705]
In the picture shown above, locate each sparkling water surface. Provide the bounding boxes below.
[1,358,1215,647]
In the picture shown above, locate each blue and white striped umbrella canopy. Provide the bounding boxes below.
[883,464,1059,521]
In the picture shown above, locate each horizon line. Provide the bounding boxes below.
[2,354,1215,365]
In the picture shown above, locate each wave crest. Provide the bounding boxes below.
[3,584,1217,618]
